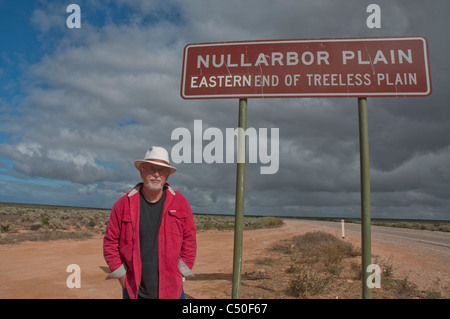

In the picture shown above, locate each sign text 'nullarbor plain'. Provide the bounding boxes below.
[181,37,431,99]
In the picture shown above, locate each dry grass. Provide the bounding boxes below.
[240,231,447,299]
[0,202,283,244]
[0,202,109,244]
[194,214,283,231]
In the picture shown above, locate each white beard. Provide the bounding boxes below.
[145,178,163,191]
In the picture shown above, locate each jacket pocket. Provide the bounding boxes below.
[119,216,133,266]
[165,210,184,266]
[167,209,184,239]
[121,219,132,243]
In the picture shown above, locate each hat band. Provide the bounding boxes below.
[144,158,171,166]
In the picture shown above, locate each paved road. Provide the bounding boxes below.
[288,219,450,254]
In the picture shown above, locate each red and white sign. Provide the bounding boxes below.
[180,36,431,99]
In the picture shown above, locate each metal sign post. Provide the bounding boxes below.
[358,97,372,299]
[232,98,247,299]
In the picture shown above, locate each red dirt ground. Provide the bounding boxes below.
[0,219,448,299]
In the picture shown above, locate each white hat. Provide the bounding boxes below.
[134,146,177,175]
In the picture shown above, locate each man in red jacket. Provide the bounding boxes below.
[103,146,197,299]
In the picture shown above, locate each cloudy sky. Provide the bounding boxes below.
[0,0,449,220]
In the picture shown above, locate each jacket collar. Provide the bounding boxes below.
[127,182,175,197]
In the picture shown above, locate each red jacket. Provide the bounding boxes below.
[103,183,197,299]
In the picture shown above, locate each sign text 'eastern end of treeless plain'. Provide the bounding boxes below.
[181,36,431,99]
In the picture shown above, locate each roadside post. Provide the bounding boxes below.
[341,219,345,239]
[232,98,247,298]
[358,96,372,299]
[181,36,431,299]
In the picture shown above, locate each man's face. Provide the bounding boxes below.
[140,163,170,191]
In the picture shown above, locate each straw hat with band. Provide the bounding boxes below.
[134,146,177,175]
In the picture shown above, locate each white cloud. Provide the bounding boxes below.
[30,7,65,33]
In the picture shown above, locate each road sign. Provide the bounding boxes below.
[181,36,431,99]
[179,36,432,299]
